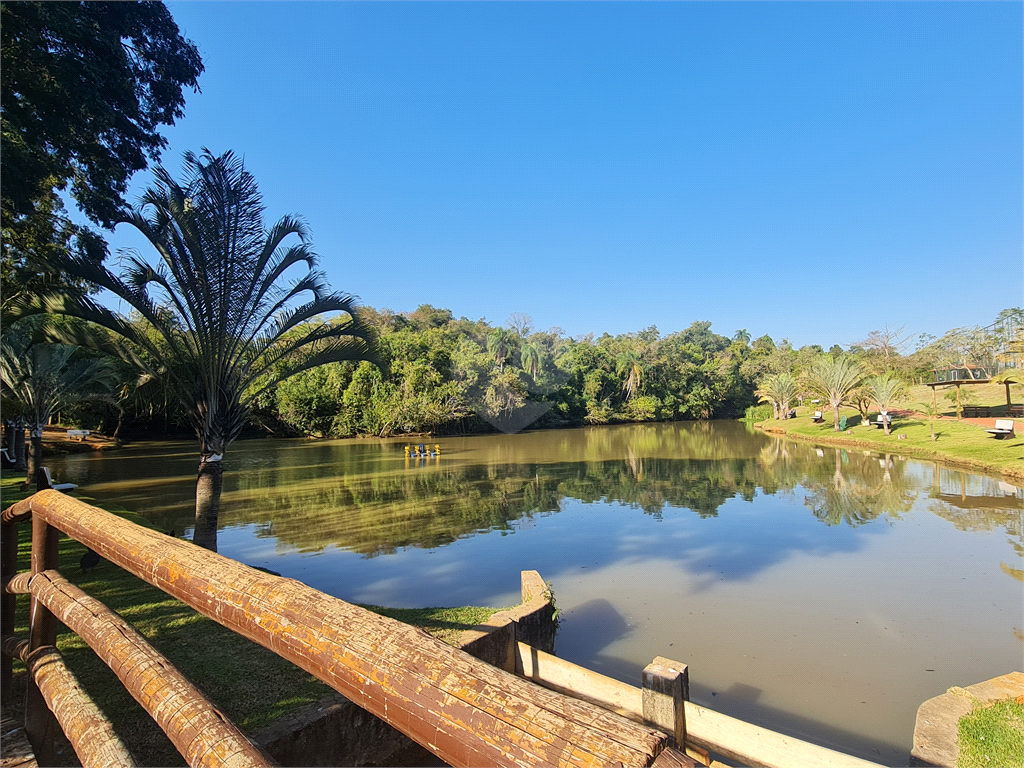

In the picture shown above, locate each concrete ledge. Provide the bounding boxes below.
[910,671,1023,767]
[256,569,558,767]
[456,570,557,672]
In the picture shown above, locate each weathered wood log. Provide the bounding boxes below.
[14,491,672,768]
[3,636,136,768]
[27,569,276,768]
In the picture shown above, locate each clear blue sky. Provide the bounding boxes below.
[103,1,1022,349]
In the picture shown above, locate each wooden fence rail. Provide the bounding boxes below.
[1,635,136,768]
[2,490,691,768]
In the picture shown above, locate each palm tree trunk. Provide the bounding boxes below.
[13,420,27,471]
[24,424,43,491]
[193,453,224,552]
[832,403,841,431]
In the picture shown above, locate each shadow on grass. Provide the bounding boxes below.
[1,479,499,766]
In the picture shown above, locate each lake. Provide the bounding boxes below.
[48,421,1023,766]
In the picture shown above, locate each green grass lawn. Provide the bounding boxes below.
[757,382,1024,482]
[957,696,1024,768]
[0,475,500,766]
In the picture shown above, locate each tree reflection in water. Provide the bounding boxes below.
[183,423,1020,561]
[48,422,1021,564]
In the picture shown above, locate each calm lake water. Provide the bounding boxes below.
[49,421,1022,766]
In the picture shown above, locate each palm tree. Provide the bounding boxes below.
[755,372,798,420]
[616,351,643,401]
[1,327,117,489]
[865,373,905,436]
[519,341,542,379]
[487,328,516,372]
[804,355,864,432]
[917,402,940,442]
[38,150,377,550]
[733,329,751,344]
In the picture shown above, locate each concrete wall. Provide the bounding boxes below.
[255,570,558,768]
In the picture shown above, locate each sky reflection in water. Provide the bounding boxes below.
[50,421,1023,766]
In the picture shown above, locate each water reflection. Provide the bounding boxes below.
[52,421,1023,568]
[48,422,1023,766]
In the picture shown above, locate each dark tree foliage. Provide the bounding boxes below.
[1,1,204,228]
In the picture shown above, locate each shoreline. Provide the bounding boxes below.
[755,419,1024,485]
[32,416,1024,485]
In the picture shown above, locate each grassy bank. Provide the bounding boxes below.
[957,696,1024,768]
[755,383,1023,483]
[0,476,500,766]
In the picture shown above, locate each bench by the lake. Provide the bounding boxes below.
[985,419,1015,439]
[39,467,77,493]
[874,414,892,429]
[810,411,824,423]
[65,430,90,441]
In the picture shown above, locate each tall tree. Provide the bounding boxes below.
[804,355,864,432]
[520,341,542,379]
[39,150,378,550]
[616,351,644,402]
[1,1,203,308]
[487,327,516,372]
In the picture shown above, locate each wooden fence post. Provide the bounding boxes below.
[26,510,70,765]
[642,656,688,747]
[1,518,17,699]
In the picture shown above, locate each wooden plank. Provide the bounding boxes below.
[19,491,671,768]
[514,642,886,768]
[1,713,38,768]
[516,642,641,719]
[651,746,699,767]
[682,701,885,768]
[28,569,276,768]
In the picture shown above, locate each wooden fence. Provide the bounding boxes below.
[2,490,695,768]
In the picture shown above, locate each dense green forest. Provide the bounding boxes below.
[76,304,1020,441]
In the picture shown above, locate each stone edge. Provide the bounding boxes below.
[909,671,1023,768]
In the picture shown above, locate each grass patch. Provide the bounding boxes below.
[757,391,1024,481]
[957,696,1024,768]
[0,475,501,766]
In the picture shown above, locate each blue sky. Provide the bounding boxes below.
[102,1,1022,349]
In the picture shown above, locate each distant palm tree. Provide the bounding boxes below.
[39,150,377,550]
[520,341,542,379]
[866,373,906,436]
[487,328,516,372]
[756,372,798,420]
[1,327,117,489]
[733,329,751,344]
[616,351,643,401]
[804,355,865,432]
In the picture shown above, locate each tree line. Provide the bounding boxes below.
[3,2,1019,553]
